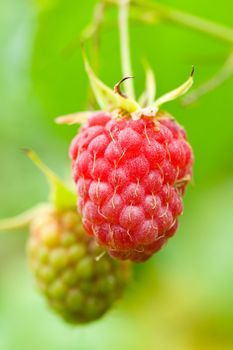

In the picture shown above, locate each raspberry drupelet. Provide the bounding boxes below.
[70,111,193,262]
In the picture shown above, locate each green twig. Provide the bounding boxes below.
[136,0,233,45]
[82,2,107,108]
[82,2,106,71]
[104,0,233,45]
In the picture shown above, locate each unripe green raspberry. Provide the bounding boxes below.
[27,207,131,324]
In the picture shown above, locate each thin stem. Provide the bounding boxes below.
[182,52,233,105]
[104,0,233,45]
[118,0,135,99]
[82,2,107,109]
[84,2,106,71]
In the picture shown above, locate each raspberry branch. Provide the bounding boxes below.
[81,2,106,72]
[104,0,233,45]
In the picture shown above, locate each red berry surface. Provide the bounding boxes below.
[70,111,193,262]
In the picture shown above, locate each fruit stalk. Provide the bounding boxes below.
[118,0,135,99]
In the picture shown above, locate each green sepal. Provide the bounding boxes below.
[56,111,93,125]
[82,49,140,113]
[154,66,194,108]
[138,61,156,107]
[23,149,77,211]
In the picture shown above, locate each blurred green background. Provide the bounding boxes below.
[1,0,233,349]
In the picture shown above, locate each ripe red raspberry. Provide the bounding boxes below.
[28,207,131,324]
[70,111,193,262]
